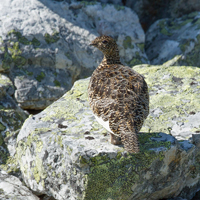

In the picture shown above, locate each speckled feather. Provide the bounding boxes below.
[88,35,149,153]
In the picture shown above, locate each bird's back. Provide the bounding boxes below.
[88,63,149,152]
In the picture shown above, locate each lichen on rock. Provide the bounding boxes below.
[146,11,200,67]
[16,64,200,200]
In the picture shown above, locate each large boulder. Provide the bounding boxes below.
[16,64,200,200]
[145,11,200,67]
[0,0,148,110]
[0,74,28,181]
[0,73,28,165]
[0,171,40,200]
[124,0,200,31]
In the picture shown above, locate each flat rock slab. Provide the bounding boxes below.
[135,64,200,140]
[16,64,200,200]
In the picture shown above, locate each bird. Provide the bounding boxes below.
[88,35,149,153]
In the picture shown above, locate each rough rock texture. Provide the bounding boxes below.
[146,12,200,66]
[0,73,28,182]
[0,73,28,164]
[82,0,200,32]
[0,0,148,110]
[16,64,200,200]
[125,0,200,31]
[0,171,40,200]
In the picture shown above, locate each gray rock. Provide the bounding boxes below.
[124,0,200,31]
[145,12,200,66]
[169,0,200,18]
[0,0,148,110]
[78,0,123,5]
[0,74,14,96]
[0,91,28,159]
[167,198,187,200]
[16,64,200,200]
[0,74,28,176]
[0,171,40,200]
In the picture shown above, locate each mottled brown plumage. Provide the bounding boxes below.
[88,35,149,153]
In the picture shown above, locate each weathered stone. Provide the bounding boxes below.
[167,198,187,200]
[124,0,200,31]
[0,73,14,96]
[0,0,148,110]
[145,12,200,67]
[146,12,200,67]
[0,170,40,200]
[135,64,200,140]
[0,76,28,177]
[16,64,200,200]
[0,92,28,157]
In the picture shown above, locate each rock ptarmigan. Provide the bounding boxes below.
[88,35,149,153]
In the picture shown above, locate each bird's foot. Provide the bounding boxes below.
[110,133,122,145]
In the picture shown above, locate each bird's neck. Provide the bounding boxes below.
[101,49,121,65]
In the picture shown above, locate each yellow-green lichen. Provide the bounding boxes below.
[32,154,47,184]
[80,1,97,6]
[67,146,73,155]
[137,43,145,52]
[31,37,41,47]
[114,5,125,11]
[0,75,13,90]
[65,52,71,59]
[0,134,9,164]
[83,132,170,199]
[4,40,26,68]
[44,32,60,44]
[123,36,134,49]
[2,30,42,70]
[36,71,45,82]
[0,155,20,174]
[179,39,195,53]
[55,135,63,148]
[129,56,143,66]
[0,123,6,131]
[2,51,12,71]
[26,71,34,76]
[41,79,89,122]
[133,64,200,133]
[183,34,200,67]
[157,20,172,36]
[7,29,40,47]
[54,79,61,87]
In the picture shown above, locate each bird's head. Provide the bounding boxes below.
[90,35,118,56]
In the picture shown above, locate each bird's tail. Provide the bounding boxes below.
[120,123,140,153]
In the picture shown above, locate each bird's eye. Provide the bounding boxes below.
[102,40,108,44]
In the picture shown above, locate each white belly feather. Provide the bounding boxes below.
[94,114,115,135]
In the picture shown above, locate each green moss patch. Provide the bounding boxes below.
[123,36,134,49]
[36,71,45,82]
[0,134,9,165]
[44,32,60,44]
[80,1,97,6]
[7,29,41,47]
[84,132,168,199]
[114,5,125,11]
[54,79,61,87]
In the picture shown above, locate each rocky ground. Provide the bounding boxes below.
[1,0,200,199]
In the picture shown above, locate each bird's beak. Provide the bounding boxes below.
[90,42,97,47]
